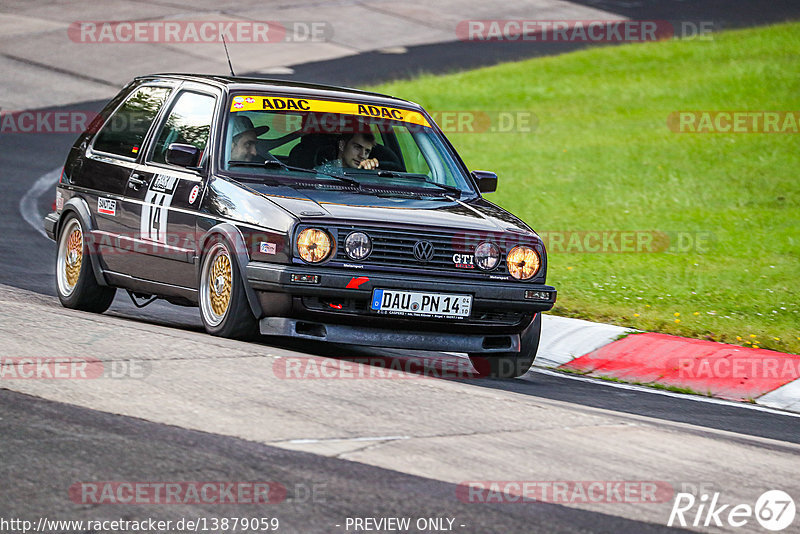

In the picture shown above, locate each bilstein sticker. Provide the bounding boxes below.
[97,197,116,216]
[230,96,431,127]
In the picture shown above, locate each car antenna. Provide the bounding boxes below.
[222,35,236,76]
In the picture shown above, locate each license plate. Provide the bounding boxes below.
[370,289,472,319]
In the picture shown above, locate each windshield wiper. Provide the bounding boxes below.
[371,170,462,198]
[227,160,361,188]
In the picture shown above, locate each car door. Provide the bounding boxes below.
[118,87,219,288]
[81,83,174,274]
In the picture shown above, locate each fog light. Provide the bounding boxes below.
[474,242,500,270]
[345,232,371,260]
[291,274,320,284]
[525,290,550,301]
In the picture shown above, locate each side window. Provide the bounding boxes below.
[93,86,171,158]
[151,92,216,165]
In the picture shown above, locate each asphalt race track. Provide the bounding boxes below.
[2,2,800,533]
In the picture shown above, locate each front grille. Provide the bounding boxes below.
[333,226,527,275]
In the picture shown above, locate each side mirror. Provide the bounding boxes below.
[471,170,498,193]
[165,143,201,168]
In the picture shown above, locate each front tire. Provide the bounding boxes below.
[199,237,258,340]
[55,214,116,312]
[469,313,542,378]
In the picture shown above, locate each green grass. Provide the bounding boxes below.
[368,22,800,354]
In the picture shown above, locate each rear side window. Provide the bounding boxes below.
[93,86,171,158]
[150,91,216,165]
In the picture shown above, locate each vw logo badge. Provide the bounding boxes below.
[413,240,435,262]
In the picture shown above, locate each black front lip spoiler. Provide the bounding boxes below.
[259,317,522,353]
[246,262,556,312]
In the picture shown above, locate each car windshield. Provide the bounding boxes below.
[221,93,475,197]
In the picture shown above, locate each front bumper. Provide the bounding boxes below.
[246,262,556,352]
[246,262,556,312]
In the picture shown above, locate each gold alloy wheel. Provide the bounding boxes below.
[201,241,237,328]
[57,218,85,298]
[209,251,232,317]
[65,227,83,288]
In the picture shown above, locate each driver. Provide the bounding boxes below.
[318,131,379,170]
[229,116,269,162]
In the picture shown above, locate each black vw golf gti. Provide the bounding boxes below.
[45,74,556,378]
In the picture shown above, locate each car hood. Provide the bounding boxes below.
[249,185,533,234]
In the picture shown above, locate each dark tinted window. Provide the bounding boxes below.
[93,86,171,158]
[151,92,216,164]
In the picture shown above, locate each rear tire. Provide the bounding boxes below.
[55,214,116,312]
[199,236,259,340]
[469,313,542,378]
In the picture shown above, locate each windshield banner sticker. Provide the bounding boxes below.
[230,96,431,128]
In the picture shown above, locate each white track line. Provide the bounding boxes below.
[533,368,800,418]
[19,167,60,238]
[286,435,410,444]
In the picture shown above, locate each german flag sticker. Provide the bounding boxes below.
[132,146,139,154]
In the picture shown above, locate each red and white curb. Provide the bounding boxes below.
[538,315,800,413]
[537,315,635,368]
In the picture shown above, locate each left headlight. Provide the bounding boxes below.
[297,228,332,263]
[506,246,540,280]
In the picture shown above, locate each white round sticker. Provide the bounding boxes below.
[755,490,796,531]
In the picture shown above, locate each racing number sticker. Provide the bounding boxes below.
[140,174,179,243]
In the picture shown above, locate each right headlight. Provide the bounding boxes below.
[297,228,332,263]
[506,246,540,280]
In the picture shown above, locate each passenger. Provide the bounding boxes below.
[318,131,379,170]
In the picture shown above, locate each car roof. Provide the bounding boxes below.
[137,73,423,111]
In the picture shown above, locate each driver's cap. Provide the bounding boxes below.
[231,115,270,139]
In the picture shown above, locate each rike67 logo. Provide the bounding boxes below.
[668,489,795,531]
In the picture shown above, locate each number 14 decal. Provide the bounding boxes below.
[140,174,178,244]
